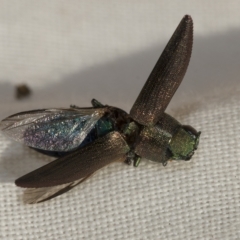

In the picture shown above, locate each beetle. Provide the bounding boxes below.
[0,15,200,203]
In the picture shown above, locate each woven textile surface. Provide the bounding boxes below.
[0,1,239,239]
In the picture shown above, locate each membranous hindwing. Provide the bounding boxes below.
[0,108,106,152]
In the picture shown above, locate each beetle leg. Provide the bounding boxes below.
[125,158,132,165]
[125,151,135,165]
[133,155,141,167]
[91,99,104,108]
[70,104,81,109]
[125,151,141,167]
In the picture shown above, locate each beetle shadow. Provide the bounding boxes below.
[0,28,239,183]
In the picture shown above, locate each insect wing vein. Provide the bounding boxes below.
[0,108,106,152]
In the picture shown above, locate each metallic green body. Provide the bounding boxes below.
[124,113,200,165]
[169,128,197,160]
[85,105,200,166]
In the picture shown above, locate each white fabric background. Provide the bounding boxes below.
[0,1,239,239]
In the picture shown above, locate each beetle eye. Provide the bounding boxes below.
[185,151,194,161]
[182,125,198,137]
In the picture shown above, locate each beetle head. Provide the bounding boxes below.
[168,125,201,161]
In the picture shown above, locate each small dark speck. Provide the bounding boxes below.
[15,84,32,99]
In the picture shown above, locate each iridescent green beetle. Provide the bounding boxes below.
[0,15,200,203]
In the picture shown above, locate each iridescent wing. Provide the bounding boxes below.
[15,131,130,203]
[0,108,106,152]
[130,15,193,126]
